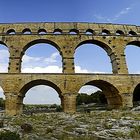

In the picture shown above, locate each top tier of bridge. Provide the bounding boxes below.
[0,22,139,36]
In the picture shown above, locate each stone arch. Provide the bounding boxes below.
[125,41,140,73]
[132,83,140,106]
[21,39,62,73]
[0,86,5,111]
[116,30,124,35]
[20,79,62,96]
[0,41,10,72]
[75,40,118,73]
[22,28,32,34]
[77,80,122,109]
[38,29,47,34]
[101,29,110,35]
[22,39,61,56]
[6,29,16,35]
[18,79,63,113]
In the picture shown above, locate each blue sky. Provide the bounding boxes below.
[0,0,140,104]
[0,0,139,24]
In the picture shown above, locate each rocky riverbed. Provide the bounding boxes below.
[0,110,140,140]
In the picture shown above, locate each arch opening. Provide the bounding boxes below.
[69,29,79,34]
[22,28,32,34]
[116,30,124,36]
[20,80,62,114]
[128,31,137,36]
[38,29,47,35]
[21,41,62,73]
[77,80,122,112]
[53,29,62,34]
[85,29,94,35]
[0,43,9,73]
[125,42,140,74]
[133,84,140,107]
[0,87,5,111]
[101,29,110,35]
[6,29,16,35]
[75,40,115,73]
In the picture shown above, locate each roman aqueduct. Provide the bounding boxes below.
[0,22,139,115]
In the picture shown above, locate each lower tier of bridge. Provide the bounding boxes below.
[0,73,139,115]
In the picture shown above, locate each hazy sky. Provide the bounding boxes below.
[0,0,140,104]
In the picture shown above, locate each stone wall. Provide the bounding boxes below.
[0,22,139,115]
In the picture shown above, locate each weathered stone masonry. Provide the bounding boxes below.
[0,22,139,115]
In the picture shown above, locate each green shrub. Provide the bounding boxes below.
[0,130,20,140]
[56,105,62,112]
[21,123,33,133]
[0,120,4,128]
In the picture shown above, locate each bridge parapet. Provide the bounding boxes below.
[0,22,139,36]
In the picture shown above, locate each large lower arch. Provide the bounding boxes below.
[18,79,63,114]
[75,40,118,73]
[78,80,122,109]
[125,41,140,74]
[133,83,140,106]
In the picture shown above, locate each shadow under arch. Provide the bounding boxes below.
[127,41,140,47]
[75,40,118,73]
[133,83,140,106]
[21,39,61,57]
[78,80,122,109]
[18,79,63,114]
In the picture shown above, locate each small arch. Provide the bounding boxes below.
[101,29,110,35]
[116,30,125,35]
[53,29,62,34]
[38,29,47,35]
[128,31,137,36]
[85,29,95,35]
[6,29,16,35]
[22,28,32,34]
[69,29,79,34]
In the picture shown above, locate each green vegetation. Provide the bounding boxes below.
[0,98,5,109]
[0,131,20,140]
[129,125,140,138]
[76,90,107,105]
[21,123,33,133]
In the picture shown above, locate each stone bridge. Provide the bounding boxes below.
[0,22,140,115]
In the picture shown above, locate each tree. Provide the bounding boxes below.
[76,91,107,105]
